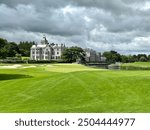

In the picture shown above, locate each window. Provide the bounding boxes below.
[52,56,55,59]
[45,56,48,59]
[52,50,55,55]
[57,52,59,54]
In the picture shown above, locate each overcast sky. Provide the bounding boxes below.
[0,0,150,54]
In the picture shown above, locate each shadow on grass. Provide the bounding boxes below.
[0,74,32,81]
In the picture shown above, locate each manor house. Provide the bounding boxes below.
[30,36,105,62]
[30,36,65,60]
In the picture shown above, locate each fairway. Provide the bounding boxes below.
[0,64,150,112]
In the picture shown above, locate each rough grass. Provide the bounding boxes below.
[121,62,150,70]
[0,64,150,113]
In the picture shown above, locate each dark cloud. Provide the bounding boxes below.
[0,4,85,36]
[0,0,150,54]
[0,0,68,8]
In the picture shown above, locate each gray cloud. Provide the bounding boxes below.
[0,0,150,54]
[0,4,86,36]
[0,0,68,8]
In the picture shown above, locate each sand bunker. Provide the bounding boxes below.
[22,66,36,68]
[0,64,36,69]
[0,64,22,69]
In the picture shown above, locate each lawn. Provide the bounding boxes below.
[0,63,150,112]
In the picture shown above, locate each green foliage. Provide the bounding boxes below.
[0,38,8,58]
[137,54,147,61]
[103,51,149,63]
[28,60,67,64]
[0,47,8,59]
[128,55,135,62]
[1,60,25,64]
[121,55,129,63]
[0,37,34,59]
[4,42,19,57]
[139,56,147,62]
[21,57,30,60]
[103,50,121,63]
[18,41,34,56]
[62,46,85,63]
[148,55,150,61]
[0,37,150,65]
[0,41,19,58]
[0,38,7,48]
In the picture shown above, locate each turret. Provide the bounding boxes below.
[41,35,49,45]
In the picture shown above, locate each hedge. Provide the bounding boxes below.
[0,59,68,64]
[121,65,150,70]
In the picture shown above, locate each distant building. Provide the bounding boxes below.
[84,48,106,62]
[30,36,106,62]
[30,36,65,60]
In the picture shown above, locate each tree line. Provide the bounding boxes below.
[0,37,150,63]
[103,50,150,63]
[0,38,34,59]
[62,48,150,63]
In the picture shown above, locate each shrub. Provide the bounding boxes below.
[0,60,25,64]
[121,65,150,70]
[28,60,68,64]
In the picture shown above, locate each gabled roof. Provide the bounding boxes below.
[31,45,47,48]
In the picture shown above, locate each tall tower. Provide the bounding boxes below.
[41,35,49,45]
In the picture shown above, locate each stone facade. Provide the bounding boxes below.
[84,48,105,62]
[30,36,65,60]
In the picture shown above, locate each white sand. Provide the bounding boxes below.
[22,66,36,68]
[0,64,22,69]
[0,64,36,69]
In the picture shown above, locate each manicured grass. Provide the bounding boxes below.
[0,64,150,112]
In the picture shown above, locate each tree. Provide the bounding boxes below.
[139,56,147,62]
[148,55,150,61]
[127,55,135,62]
[0,47,8,59]
[62,46,85,63]
[4,42,19,57]
[121,55,129,63]
[18,41,34,56]
[0,38,7,48]
[132,55,138,62]
[137,54,147,61]
[103,50,121,63]
[0,38,8,58]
